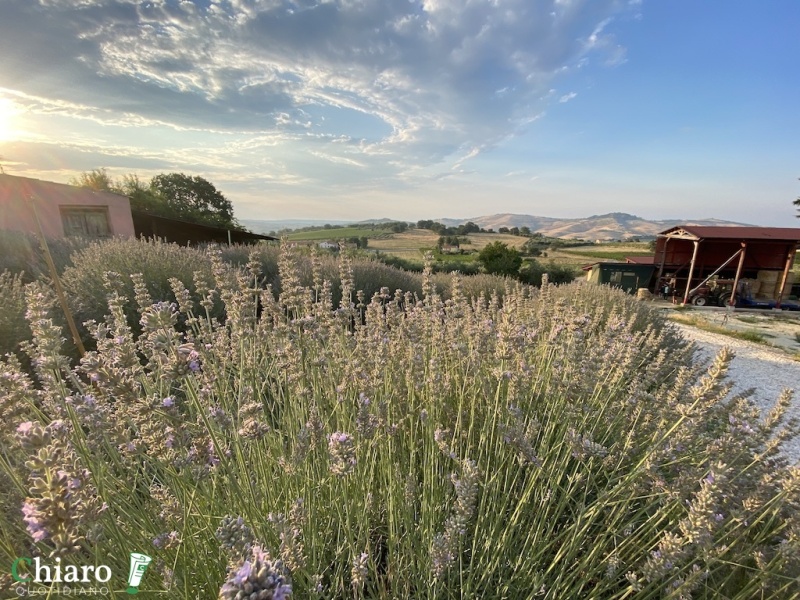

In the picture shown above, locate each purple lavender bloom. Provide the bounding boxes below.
[162,397,175,408]
[219,547,292,600]
[22,500,49,542]
[16,421,34,436]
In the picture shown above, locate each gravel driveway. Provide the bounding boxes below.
[672,323,800,464]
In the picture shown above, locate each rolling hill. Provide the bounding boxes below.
[436,213,752,240]
[242,213,752,240]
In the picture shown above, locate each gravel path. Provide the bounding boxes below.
[672,323,800,464]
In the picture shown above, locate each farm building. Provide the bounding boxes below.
[583,262,656,294]
[653,225,800,307]
[0,173,275,246]
[0,173,135,239]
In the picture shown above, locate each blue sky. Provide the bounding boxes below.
[0,0,797,225]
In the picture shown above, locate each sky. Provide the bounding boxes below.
[0,0,798,226]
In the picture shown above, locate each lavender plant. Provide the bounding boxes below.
[0,242,797,598]
[0,270,29,356]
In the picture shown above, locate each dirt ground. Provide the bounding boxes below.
[651,299,800,356]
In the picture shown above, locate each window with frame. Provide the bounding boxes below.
[61,207,111,238]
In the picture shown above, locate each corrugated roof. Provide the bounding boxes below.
[132,211,277,244]
[625,255,655,264]
[659,225,800,241]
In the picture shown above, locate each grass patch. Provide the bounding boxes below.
[560,249,652,261]
[735,315,761,324]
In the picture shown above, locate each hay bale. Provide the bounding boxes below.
[757,270,779,283]
[636,288,653,301]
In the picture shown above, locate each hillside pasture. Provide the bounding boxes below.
[466,232,529,250]
[370,230,531,260]
[286,226,392,241]
[545,242,653,268]
[368,229,440,259]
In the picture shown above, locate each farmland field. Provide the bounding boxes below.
[367,228,439,259]
[286,226,392,241]
[547,242,653,267]
[369,230,529,260]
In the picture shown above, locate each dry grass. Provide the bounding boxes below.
[370,230,533,259]
[567,242,652,255]
[369,229,440,258]
[466,232,528,250]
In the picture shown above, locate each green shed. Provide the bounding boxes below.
[584,262,656,294]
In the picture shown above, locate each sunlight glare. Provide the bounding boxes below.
[0,98,18,142]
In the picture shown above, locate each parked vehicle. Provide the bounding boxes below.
[688,279,735,306]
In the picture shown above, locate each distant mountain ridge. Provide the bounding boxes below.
[242,213,753,240]
[436,212,753,240]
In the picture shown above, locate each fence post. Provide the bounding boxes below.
[27,195,86,357]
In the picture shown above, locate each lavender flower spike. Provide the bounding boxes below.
[218,546,292,600]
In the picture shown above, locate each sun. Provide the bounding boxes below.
[0,98,19,142]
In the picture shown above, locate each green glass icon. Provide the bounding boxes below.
[126,553,152,594]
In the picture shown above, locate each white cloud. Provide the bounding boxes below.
[559,91,578,103]
[0,0,637,185]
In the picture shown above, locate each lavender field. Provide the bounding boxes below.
[0,239,798,598]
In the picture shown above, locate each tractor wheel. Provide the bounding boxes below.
[692,295,708,306]
[719,294,737,307]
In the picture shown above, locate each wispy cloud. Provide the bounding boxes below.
[0,0,637,197]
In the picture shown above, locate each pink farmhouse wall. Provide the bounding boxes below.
[0,174,134,238]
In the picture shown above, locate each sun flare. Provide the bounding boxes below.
[0,98,18,142]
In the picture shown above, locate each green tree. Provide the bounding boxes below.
[116,174,177,218]
[477,241,522,276]
[150,173,238,229]
[518,260,576,286]
[521,238,543,257]
[71,170,242,229]
[69,168,114,191]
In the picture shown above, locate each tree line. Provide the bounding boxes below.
[70,169,241,230]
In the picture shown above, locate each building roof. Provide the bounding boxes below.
[659,225,800,242]
[131,210,276,245]
[625,255,655,264]
[0,173,128,203]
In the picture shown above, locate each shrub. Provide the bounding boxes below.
[0,245,798,598]
[477,241,522,276]
[0,270,29,357]
[0,230,88,280]
[60,237,222,338]
[519,259,576,286]
[222,243,423,307]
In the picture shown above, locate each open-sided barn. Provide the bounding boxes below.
[653,226,800,307]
